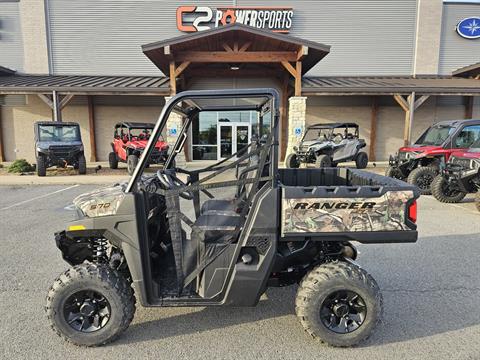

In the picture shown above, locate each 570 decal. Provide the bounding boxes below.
[177,6,293,33]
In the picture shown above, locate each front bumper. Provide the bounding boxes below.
[442,163,479,193]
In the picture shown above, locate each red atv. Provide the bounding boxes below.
[386,119,480,194]
[109,122,169,175]
[431,143,480,209]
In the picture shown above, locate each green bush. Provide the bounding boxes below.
[7,159,35,173]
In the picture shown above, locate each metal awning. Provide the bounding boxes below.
[0,74,170,95]
[302,76,480,96]
[452,62,480,79]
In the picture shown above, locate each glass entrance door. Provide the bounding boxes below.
[217,123,251,159]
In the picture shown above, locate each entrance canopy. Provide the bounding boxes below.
[142,23,330,95]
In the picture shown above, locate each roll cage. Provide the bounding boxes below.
[302,123,359,142]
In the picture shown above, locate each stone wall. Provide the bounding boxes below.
[285,96,307,159]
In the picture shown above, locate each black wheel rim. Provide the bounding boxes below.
[63,290,111,333]
[441,181,461,197]
[320,290,367,334]
[417,174,434,190]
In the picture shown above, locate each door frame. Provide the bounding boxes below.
[217,122,252,160]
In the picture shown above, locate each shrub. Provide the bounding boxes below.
[7,159,35,173]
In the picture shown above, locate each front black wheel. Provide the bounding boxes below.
[385,166,405,180]
[108,152,118,169]
[127,154,139,175]
[37,155,47,177]
[45,264,135,347]
[355,152,368,169]
[78,154,87,175]
[431,175,466,203]
[407,167,437,195]
[285,153,300,168]
[315,154,332,168]
[296,261,382,347]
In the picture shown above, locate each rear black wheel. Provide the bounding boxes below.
[407,166,437,195]
[315,154,332,168]
[296,261,382,347]
[385,166,405,180]
[127,154,138,175]
[108,152,118,169]
[37,155,47,177]
[45,264,135,347]
[285,153,300,168]
[431,175,466,203]
[355,152,368,169]
[78,154,87,175]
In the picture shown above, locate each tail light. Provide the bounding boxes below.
[408,200,417,223]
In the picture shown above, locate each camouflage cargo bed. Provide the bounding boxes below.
[279,168,419,243]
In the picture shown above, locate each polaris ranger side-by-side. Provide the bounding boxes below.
[286,122,368,169]
[431,139,480,207]
[34,121,86,176]
[386,119,480,195]
[46,89,419,348]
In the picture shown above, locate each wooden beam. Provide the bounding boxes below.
[37,93,53,108]
[294,61,302,96]
[280,76,289,161]
[222,43,233,52]
[465,96,474,119]
[414,95,430,110]
[297,45,308,61]
[281,61,296,77]
[187,68,280,78]
[393,94,409,112]
[403,92,416,146]
[169,61,176,96]
[239,41,251,52]
[59,94,74,110]
[369,96,378,162]
[174,61,190,78]
[87,96,97,162]
[0,105,4,162]
[174,51,298,63]
[233,41,239,52]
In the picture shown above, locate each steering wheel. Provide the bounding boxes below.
[156,168,194,200]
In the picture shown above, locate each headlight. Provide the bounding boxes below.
[293,146,298,151]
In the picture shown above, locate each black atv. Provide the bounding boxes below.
[285,122,368,169]
[34,121,86,176]
[46,89,419,348]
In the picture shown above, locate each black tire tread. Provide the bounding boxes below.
[355,152,368,169]
[431,175,466,203]
[37,155,47,177]
[285,153,299,168]
[295,261,383,347]
[78,154,87,175]
[407,167,437,195]
[109,152,118,169]
[45,263,135,347]
[315,154,331,168]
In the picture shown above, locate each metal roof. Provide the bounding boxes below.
[0,75,170,95]
[308,122,359,129]
[302,76,480,95]
[452,62,480,78]
[0,66,16,76]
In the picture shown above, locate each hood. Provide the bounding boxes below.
[37,140,83,148]
[449,150,480,159]
[128,139,168,150]
[73,183,126,218]
[399,145,443,153]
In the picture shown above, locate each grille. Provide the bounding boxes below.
[398,151,408,161]
[451,157,472,169]
[49,145,72,157]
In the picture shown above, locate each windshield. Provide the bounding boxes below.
[469,138,480,152]
[415,125,454,146]
[303,128,334,142]
[38,125,80,142]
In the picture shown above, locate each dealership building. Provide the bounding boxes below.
[0,0,480,164]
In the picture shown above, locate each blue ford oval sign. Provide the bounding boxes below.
[456,17,480,39]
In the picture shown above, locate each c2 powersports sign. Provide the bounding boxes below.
[176,6,294,33]
[456,17,480,39]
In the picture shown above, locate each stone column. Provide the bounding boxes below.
[164,97,186,167]
[285,96,307,161]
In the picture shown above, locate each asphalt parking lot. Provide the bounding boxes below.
[0,184,479,360]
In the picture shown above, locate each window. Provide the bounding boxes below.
[38,125,80,142]
[454,125,480,148]
[192,112,218,160]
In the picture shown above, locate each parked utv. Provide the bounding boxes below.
[34,121,86,176]
[46,89,419,348]
[286,122,368,169]
[109,122,169,175]
[386,119,480,195]
[431,141,480,207]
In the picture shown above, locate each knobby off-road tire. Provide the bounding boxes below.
[407,167,437,195]
[108,152,118,169]
[78,154,87,175]
[285,153,300,168]
[295,261,383,347]
[355,152,368,169]
[316,154,332,168]
[45,263,135,347]
[385,166,404,180]
[431,175,466,203]
[37,155,47,177]
[127,154,139,175]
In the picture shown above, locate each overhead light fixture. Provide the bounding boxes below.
[230,65,240,70]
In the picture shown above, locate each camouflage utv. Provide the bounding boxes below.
[46,89,419,348]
